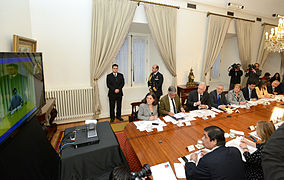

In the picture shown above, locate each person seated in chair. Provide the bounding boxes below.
[185,82,210,111]
[267,80,281,95]
[185,126,246,180]
[138,92,158,121]
[209,84,230,110]
[159,86,185,116]
[227,84,247,105]
[242,80,258,101]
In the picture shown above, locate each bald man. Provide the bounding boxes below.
[185,82,210,111]
[148,64,164,100]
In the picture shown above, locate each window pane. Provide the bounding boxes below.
[115,38,128,83]
[133,38,145,83]
[211,53,220,78]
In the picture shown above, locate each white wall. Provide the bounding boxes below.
[0,0,32,51]
[1,0,282,121]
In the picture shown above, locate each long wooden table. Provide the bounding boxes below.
[124,102,284,179]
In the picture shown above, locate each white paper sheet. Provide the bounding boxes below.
[174,163,186,178]
[230,129,245,136]
[151,162,177,180]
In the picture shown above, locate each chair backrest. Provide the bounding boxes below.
[129,101,142,122]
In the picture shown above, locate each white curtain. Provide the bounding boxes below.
[144,4,177,85]
[115,38,129,83]
[202,15,232,81]
[256,25,275,68]
[236,19,253,69]
[133,38,146,83]
[90,0,136,117]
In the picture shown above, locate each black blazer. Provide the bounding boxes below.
[267,85,282,94]
[262,123,284,180]
[106,72,125,98]
[185,90,210,111]
[209,90,228,108]
[242,87,258,101]
[185,146,246,180]
[148,72,164,97]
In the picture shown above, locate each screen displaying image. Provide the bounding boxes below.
[0,53,45,143]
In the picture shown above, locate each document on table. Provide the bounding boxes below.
[151,162,177,180]
[249,131,261,140]
[133,119,166,132]
[174,163,186,178]
[226,137,257,162]
[211,107,223,113]
[230,129,245,136]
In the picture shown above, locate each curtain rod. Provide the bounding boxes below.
[262,22,277,27]
[130,0,180,9]
[207,12,255,22]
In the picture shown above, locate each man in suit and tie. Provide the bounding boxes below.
[242,80,258,101]
[209,84,230,110]
[267,80,281,95]
[185,82,210,111]
[159,86,185,116]
[185,126,246,180]
[148,64,164,100]
[107,64,125,122]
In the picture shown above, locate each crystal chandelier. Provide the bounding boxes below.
[265,15,284,53]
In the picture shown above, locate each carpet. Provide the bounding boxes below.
[54,131,64,153]
[111,121,129,132]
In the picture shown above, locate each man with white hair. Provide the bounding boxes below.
[185,82,210,111]
[209,84,231,110]
[267,80,281,95]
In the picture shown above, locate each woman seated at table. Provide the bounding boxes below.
[255,80,272,99]
[239,121,275,180]
[227,84,247,105]
[138,92,158,121]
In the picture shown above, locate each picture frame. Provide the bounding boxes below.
[13,35,37,52]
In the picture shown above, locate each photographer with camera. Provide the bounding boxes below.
[228,63,243,90]
[245,63,262,86]
[109,165,151,180]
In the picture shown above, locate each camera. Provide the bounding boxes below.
[130,164,152,180]
[248,64,256,71]
[228,63,238,71]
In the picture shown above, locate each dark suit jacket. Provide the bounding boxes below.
[106,72,124,98]
[262,123,284,180]
[185,146,246,180]
[242,87,258,101]
[159,94,182,116]
[185,90,210,111]
[267,85,282,94]
[209,90,228,108]
[148,72,164,97]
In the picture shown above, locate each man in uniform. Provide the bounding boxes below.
[148,64,163,100]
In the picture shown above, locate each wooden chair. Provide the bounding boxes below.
[129,101,142,122]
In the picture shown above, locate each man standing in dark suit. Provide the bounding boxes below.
[185,126,246,180]
[242,80,258,101]
[209,84,230,110]
[107,64,125,122]
[148,64,163,100]
[229,63,243,90]
[185,82,210,111]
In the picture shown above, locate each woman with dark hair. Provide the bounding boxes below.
[255,80,272,99]
[260,72,271,82]
[270,73,280,83]
[240,121,275,180]
[138,92,158,121]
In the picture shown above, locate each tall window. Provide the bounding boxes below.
[116,34,148,86]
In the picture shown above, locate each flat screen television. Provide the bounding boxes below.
[0,52,45,144]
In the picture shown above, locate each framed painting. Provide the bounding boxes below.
[13,35,37,52]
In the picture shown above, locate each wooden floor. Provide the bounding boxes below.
[50,115,129,148]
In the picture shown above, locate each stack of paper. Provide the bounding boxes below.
[226,136,257,162]
[133,119,166,132]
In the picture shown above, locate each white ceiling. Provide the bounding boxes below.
[186,0,284,17]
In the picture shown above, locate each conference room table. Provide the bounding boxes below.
[124,102,284,179]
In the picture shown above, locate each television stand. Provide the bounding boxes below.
[37,98,57,141]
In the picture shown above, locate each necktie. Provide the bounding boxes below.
[218,94,221,105]
[200,94,203,101]
[171,98,177,114]
[249,89,251,99]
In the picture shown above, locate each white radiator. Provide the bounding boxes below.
[45,87,94,121]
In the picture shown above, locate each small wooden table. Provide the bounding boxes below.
[177,85,209,105]
[124,102,283,179]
